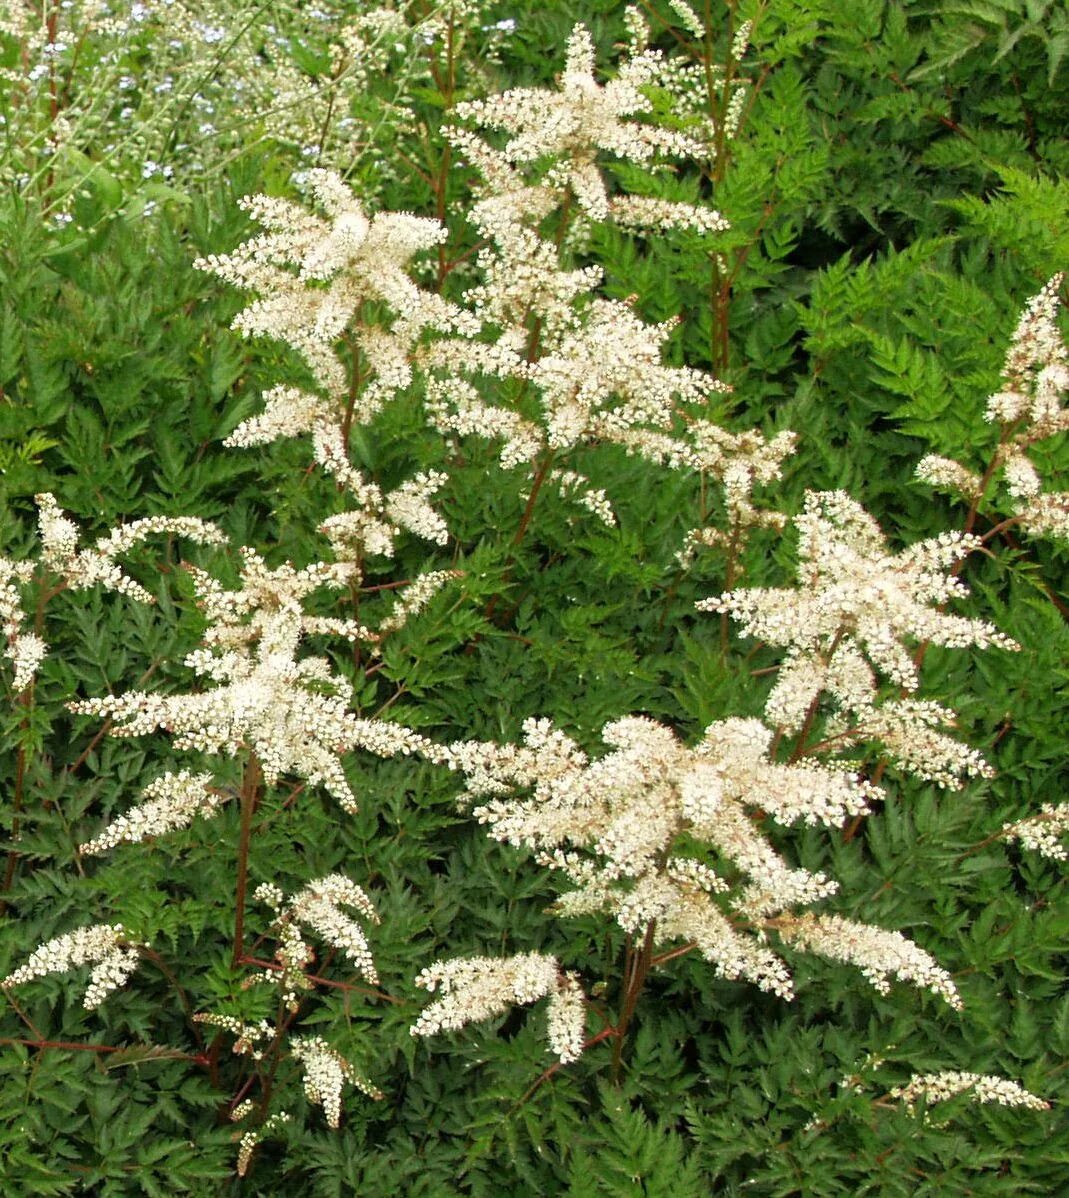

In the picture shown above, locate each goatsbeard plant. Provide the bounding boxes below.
[0,14,1059,1181]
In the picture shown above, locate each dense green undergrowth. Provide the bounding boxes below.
[0,1,1066,1194]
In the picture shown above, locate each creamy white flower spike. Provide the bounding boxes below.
[918,277,1069,542]
[774,913,960,1009]
[1003,802,1069,860]
[36,493,226,603]
[236,1112,291,1179]
[707,490,1016,698]
[2,923,142,1010]
[432,715,947,1007]
[454,24,705,220]
[69,547,445,813]
[890,1071,1048,1113]
[703,490,1017,781]
[196,169,477,412]
[412,952,586,1063]
[290,1035,382,1128]
[258,874,380,985]
[79,770,221,855]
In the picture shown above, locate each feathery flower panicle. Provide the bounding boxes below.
[259,874,380,984]
[915,455,984,503]
[918,277,1069,542]
[193,1013,273,1059]
[375,569,463,635]
[0,557,42,691]
[624,5,650,52]
[703,491,1017,754]
[247,889,316,1010]
[236,1112,291,1179]
[68,547,442,813]
[79,770,221,855]
[412,953,587,1063]
[731,19,754,62]
[6,629,46,692]
[290,1035,383,1128]
[223,384,332,451]
[3,923,142,1010]
[528,298,729,449]
[608,194,729,235]
[227,392,454,556]
[36,493,226,603]
[318,466,451,559]
[775,913,960,1009]
[444,126,561,235]
[1002,802,1069,860]
[672,425,797,564]
[998,273,1067,400]
[195,169,476,413]
[461,217,603,340]
[835,698,994,790]
[890,1071,1048,1113]
[544,469,615,526]
[434,715,959,1008]
[424,375,542,469]
[667,0,705,39]
[427,39,770,538]
[988,275,1069,538]
[453,24,703,221]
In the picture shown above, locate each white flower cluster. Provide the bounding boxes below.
[192,1012,273,1059]
[375,569,463,635]
[418,33,796,538]
[411,952,586,1063]
[0,556,42,692]
[68,547,443,812]
[432,715,959,1007]
[917,275,1069,542]
[453,24,705,222]
[2,923,141,1010]
[318,469,451,560]
[196,169,476,415]
[1002,802,1069,860]
[258,874,380,984]
[36,493,226,603]
[839,698,993,789]
[236,1112,291,1179]
[703,490,1017,786]
[775,913,960,1009]
[402,26,798,548]
[79,770,221,856]
[224,384,453,559]
[290,1035,383,1128]
[610,195,729,235]
[889,1071,1048,1113]
[0,499,225,693]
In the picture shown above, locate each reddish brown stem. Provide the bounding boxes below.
[240,956,404,1005]
[512,450,557,551]
[1,1036,121,1055]
[610,921,657,1084]
[231,754,262,971]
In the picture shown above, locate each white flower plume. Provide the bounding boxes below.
[69,548,443,813]
[454,24,704,219]
[412,952,586,1063]
[196,169,477,413]
[290,1035,382,1128]
[436,715,954,1005]
[79,770,221,856]
[2,923,142,1010]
